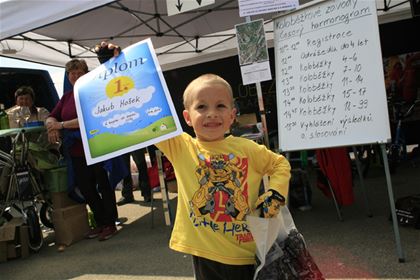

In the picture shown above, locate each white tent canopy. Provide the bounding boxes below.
[0,0,413,71]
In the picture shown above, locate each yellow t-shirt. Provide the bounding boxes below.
[156,133,291,265]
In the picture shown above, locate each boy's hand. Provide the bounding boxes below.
[255,189,285,218]
[94,41,121,64]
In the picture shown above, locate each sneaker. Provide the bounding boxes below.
[115,217,128,226]
[85,226,103,239]
[143,195,151,203]
[98,225,117,241]
[117,196,134,206]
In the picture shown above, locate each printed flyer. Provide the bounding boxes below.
[74,38,183,165]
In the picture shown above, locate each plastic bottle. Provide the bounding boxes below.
[0,104,10,130]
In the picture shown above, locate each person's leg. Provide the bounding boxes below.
[131,148,151,202]
[72,157,106,227]
[192,256,254,280]
[147,145,157,164]
[93,163,118,226]
[120,153,134,203]
[93,163,118,241]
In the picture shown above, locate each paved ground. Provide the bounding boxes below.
[1,156,420,279]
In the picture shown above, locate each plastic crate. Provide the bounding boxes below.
[44,167,67,193]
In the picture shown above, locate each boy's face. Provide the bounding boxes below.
[183,84,236,142]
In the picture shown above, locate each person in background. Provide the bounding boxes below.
[6,86,49,128]
[45,58,119,241]
[118,148,152,205]
[94,41,154,205]
[6,86,58,167]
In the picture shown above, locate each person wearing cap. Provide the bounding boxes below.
[6,86,50,128]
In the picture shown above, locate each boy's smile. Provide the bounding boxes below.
[183,84,236,142]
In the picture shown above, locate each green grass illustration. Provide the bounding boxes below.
[88,116,177,157]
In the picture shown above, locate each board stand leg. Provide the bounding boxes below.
[380,143,405,262]
[255,82,270,148]
[325,175,343,222]
[151,150,174,228]
[352,146,373,217]
[150,187,154,229]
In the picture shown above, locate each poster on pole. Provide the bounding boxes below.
[236,19,272,85]
[274,0,391,151]
[74,38,183,165]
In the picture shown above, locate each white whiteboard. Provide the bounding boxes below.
[274,0,391,152]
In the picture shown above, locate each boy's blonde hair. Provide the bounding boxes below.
[65,59,88,74]
[183,74,234,109]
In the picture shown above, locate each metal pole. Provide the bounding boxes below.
[156,150,173,227]
[245,16,270,149]
[380,143,405,262]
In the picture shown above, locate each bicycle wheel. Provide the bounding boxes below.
[40,202,54,229]
[1,209,13,222]
[24,206,43,252]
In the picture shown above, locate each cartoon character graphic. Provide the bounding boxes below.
[190,153,249,221]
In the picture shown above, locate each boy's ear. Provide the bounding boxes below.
[230,107,237,123]
[183,109,193,127]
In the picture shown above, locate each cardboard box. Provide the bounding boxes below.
[0,218,29,263]
[51,191,79,209]
[52,204,89,246]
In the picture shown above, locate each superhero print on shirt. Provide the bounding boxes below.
[190,153,250,221]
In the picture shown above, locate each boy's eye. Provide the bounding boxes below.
[196,104,206,110]
[217,104,227,108]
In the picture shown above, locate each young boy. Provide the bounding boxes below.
[155,74,291,279]
[96,44,291,279]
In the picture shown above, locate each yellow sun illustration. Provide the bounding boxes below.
[105,76,135,98]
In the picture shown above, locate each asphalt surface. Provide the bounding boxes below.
[1,156,420,279]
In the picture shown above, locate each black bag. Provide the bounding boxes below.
[394,195,420,229]
[289,168,312,210]
[256,229,325,280]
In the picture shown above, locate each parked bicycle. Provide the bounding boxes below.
[0,126,54,252]
[387,98,420,173]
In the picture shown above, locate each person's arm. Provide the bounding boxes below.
[45,97,65,143]
[46,117,79,143]
[252,142,291,218]
[47,118,79,131]
[45,117,60,144]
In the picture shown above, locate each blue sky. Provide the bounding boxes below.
[0,56,65,96]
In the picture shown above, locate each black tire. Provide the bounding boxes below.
[40,202,54,229]
[1,210,13,221]
[24,206,43,252]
